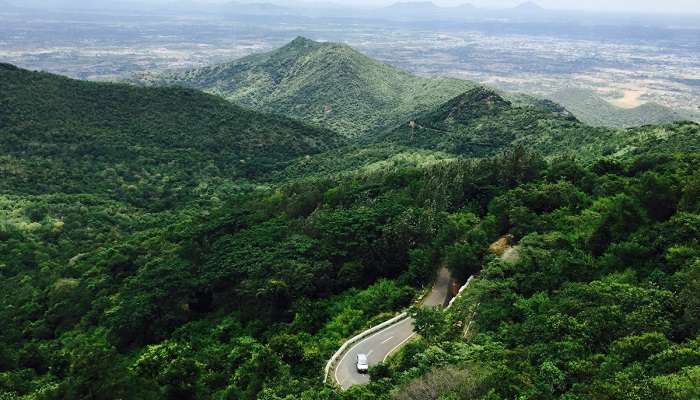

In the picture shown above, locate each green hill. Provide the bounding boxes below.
[266,88,699,186]
[547,87,689,128]
[130,37,476,137]
[268,87,699,183]
[369,87,700,162]
[0,63,342,208]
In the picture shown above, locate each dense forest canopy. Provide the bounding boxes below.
[1,57,699,400]
[0,62,343,206]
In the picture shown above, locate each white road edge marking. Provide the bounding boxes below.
[383,332,416,362]
[381,336,394,344]
[334,317,413,387]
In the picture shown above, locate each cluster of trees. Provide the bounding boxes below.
[3,136,699,400]
[0,142,558,399]
[353,153,700,400]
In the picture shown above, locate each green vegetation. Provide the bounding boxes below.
[0,62,343,207]
[130,37,476,137]
[1,54,700,400]
[354,153,700,400]
[547,87,692,128]
[371,87,700,162]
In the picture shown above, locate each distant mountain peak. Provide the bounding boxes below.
[227,1,286,9]
[547,87,687,128]
[131,38,474,137]
[455,2,476,9]
[288,36,317,47]
[386,1,439,9]
[513,1,544,11]
[432,87,511,123]
[284,36,321,50]
[381,1,476,19]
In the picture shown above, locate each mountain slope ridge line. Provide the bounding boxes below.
[127,36,477,137]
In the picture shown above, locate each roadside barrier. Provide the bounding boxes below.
[325,273,477,386]
[446,275,475,310]
[323,312,410,384]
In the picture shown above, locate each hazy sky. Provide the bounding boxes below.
[216,0,700,14]
[322,0,700,13]
[16,0,700,14]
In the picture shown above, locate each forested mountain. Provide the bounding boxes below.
[547,87,690,128]
[129,37,476,137]
[2,52,700,400]
[0,63,342,208]
[370,87,700,161]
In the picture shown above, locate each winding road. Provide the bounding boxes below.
[334,267,452,389]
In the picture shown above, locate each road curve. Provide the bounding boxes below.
[334,267,452,389]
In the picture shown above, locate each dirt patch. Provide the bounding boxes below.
[489,234,513,256]
[501,246,521,265]
[607,89,645,109]
[489,235,520,264]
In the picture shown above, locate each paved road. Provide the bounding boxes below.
[334,267,452,389]
[422,267,452,308]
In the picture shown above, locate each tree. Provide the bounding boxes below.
[587,195,646,257]
[445,241,483,282]
[633,172,679,221]
[651,366,700,400]
[404,248,435,286]
[60,329,133,399]
[131,341,201,400]
[412,308,449,344]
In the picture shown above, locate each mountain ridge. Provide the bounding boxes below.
[0,63,343,205]
[367,86,699,162]
[128,37,477,137]
[548,87,690,128]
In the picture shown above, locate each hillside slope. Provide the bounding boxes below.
[130,37,476,137]
[267,88,699,184]
[370,87,700,161]
[547,87,689,128]
[0,63,342,207]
